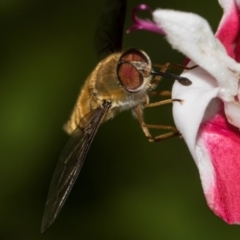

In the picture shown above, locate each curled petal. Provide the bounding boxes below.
[153,9,240,102]
[127,4,165,34]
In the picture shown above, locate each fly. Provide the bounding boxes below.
[41,0,191,233]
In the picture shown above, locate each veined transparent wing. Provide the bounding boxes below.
[41,101,111,233]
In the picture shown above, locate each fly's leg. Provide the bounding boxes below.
[150,62,170,89]
[151,62,197,89]
[134,100,182,142]
[136,61,189,141]
[148,90,171,97]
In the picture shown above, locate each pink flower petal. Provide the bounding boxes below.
[216,0,240,58]
[216,0,240,61]
[199,102,240,224]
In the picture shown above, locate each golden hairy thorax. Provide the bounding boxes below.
[64,52,152,134]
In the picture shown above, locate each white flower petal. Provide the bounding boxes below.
[153,9,240,102]
[172,68,219,209]
[172,63,219,160]
[172,65,219,207]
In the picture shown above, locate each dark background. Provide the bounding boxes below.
[1,0,239,239]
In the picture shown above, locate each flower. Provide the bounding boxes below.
[128,0,240,224]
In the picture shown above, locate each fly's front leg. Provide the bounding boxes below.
[150,62,171,89]
[134,104,180,143]
[151,62,195,88]
[150,61,193,89]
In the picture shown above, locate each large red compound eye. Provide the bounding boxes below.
[117,49,151,92]
[117,62,142,91]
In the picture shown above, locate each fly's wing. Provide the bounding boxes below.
[94,0,126,60]
[41,101,111,233]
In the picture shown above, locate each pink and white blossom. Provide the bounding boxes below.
[129,0,240,224]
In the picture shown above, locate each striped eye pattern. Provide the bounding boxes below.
[117,49,151,92]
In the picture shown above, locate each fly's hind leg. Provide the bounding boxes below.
[134,101,181,142]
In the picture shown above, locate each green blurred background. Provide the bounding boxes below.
[1,0,239,239]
